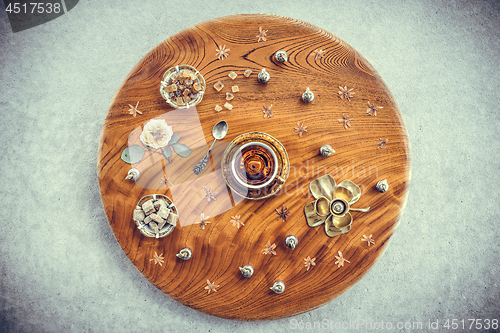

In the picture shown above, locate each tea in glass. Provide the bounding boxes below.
[232,142,278,189]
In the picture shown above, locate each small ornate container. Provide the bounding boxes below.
[274,50,288,63]
[320,145,335,157]
[270,281,285,294]
[176,248,192,260]
[285,235,298,250]
[302,87,314,103]
[125,168,140,181]
[239,265,254,278]
[257,68,270,83]
[376,179,389,193]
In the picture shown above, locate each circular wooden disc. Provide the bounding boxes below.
[98,14,410,320]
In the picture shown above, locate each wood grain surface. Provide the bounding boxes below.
[97,14,410,320]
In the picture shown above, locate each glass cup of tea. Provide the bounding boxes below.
[231,142,281,189]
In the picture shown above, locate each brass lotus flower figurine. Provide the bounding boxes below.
[304,174,370,237]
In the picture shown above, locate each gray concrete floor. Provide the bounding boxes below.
[1,0,499,332]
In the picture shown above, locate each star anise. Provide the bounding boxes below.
[338,114,353,129]
[262,104,273,118]
[197,213,211,230]
[338,86,355,101]
[128,101,142,117]
[205,280,220,294]
[312,49,325,60]
[202,186,217,202]
[361,234,375,246]
[215,44,230,60]
[230,215,244,229]
[294,121,308,138]
[275,204,290,222]
[149,252,164,266]
[160,176,173,186]
[262,241,277,255]
[378,138,388,148]
[304,256,316,271]
[256,27,268,42]
[366,101,383,116]
[334,251,350,268]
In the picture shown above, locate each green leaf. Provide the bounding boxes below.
[163,145,172,159]
[121,145,145,164]
[171,143,192,158]
[167,134,181,146]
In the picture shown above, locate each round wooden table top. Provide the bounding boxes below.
[97,14,410,320]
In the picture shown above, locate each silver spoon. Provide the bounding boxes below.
[193,120,228,174]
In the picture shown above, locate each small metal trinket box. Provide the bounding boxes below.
[274,50,288,63]
[302,87,314,103]
[376,179,389,193]
[319,145,335,157]
[257,68,270,83]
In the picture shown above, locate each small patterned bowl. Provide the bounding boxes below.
[160,65,206,109]
[133,194,177,238]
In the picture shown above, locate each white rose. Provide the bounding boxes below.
[140,118,173,149]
